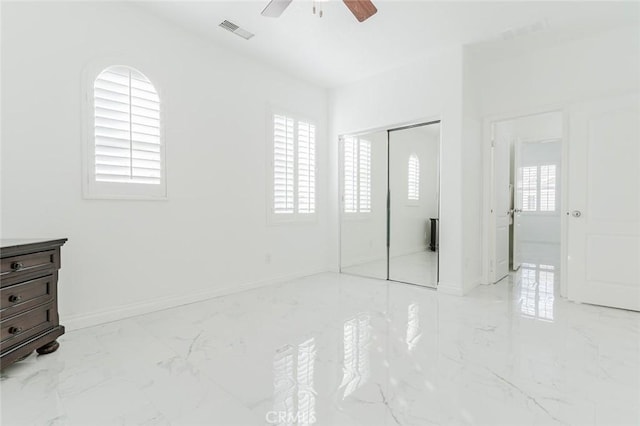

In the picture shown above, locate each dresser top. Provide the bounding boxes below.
[1,238,67,257]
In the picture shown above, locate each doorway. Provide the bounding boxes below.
[489,111,563,288]
[339,121,441,288]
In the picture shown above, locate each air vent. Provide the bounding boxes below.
[219,20,254,40]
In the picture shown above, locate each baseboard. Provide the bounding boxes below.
[437,277,481,296]
[62,268,329,331]
[464,277,481,294]
[436,281,465,296]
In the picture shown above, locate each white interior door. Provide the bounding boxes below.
[512,139,523,270]
[492,127,510,282]
[568,93,640,311]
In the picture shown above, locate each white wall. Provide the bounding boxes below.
[474,26,640,115]
[330,48,476,295]
[0,2,330,328]
[462,48,484,289]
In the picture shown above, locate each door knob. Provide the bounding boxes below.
[571,210,582,218]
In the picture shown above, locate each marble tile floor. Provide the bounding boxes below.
[1,264,639,425]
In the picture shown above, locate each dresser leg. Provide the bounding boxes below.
[36,340,60,355]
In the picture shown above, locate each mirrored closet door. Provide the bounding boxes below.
[339,122,440,288]
[339,130,388,280]
[388,123,440,287]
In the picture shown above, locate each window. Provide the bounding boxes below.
[342,136,371,214]
[86,65,165,199]
[518,164,557,212]
[408,153,420,201]
[272,113,316,219]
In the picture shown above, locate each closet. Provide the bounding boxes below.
[340,121,440,288]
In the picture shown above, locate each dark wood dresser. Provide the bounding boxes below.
[1,238,67,369]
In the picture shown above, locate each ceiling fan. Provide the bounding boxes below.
[261,0,378,23]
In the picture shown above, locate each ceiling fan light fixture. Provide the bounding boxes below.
[313,0,328,18]
[343,0,377,22]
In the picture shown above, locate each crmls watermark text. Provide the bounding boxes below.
[265,411,317,424]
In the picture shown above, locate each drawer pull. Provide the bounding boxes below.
[11,262,24,271]
[9,295,23,303]
[9,326,23,335]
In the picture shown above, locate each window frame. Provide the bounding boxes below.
[82,62,167,200]
[267,107,318,224]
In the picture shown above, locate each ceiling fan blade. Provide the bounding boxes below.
[261,0,293,18]
[343,0,377,22]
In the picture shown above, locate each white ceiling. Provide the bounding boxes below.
[140,1,639,88]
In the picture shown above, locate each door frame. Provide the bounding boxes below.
[481,105,569,298]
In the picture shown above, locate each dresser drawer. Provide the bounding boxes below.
[1,302,58,352]
[1,275,55,318]
[0,250,58,285]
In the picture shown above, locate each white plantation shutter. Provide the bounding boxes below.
[342,137,371,214]
[358,140,371,213]
[297,121,316,214]
[94,66,161,184]
[539,164,556,212]
[520,166,538,211]
[408,154,420,201]
[272,113,316,217]
[273,114,295,214]
[343,137,358,213]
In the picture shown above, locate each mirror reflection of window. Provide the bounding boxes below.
[408,153,420,201]
[343,137,371,213]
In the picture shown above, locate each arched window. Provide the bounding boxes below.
[87,65,165,198]
[408,153,420,201]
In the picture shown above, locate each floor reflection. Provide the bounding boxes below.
[518,263,556,322]
[406,303,422,352]
[272,338,317,426]
[339,313,371,399]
